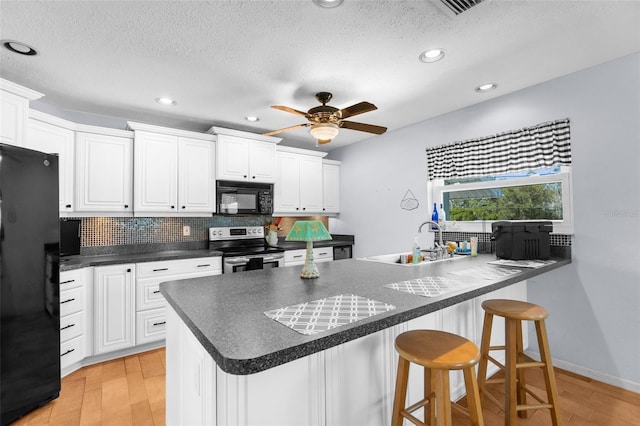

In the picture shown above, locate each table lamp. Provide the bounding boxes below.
[285,220,332,279]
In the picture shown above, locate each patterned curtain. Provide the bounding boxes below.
[426,118,571,180]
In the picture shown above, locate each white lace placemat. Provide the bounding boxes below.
[264,294,396,335]
[384,276,467,298]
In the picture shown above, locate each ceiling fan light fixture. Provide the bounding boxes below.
[2,40,38,56]
[155,97,176,106]
[312,0,344,8]
[309,123,339,143]
[419,48,445,63]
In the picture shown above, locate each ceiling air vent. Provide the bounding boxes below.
[432,0,484,17]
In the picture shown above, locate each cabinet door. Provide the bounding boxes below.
[248,140,276,183]
[26,119,75,213]
[178,137,215,212]
[299,155,323,212]
[322,162,340,214]
[216,134,249,181]
[134,131,178,213]
[0,91,28,146]
[275,152,301,213]
[94,264,135,354]
[75,132,133,212]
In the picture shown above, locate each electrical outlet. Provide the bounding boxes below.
[183,226,191,236]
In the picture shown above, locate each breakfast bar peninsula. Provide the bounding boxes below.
[160,254,569,426]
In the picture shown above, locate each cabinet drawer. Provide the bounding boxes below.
[136,279,166,311]
[313,247,333,262]
[60,311,83,343]
[136,307,166,345]
[284,249,306,266]
[60,269,86,290]
[60,286,83,317]
[136,257,222,279]
[60,335,84,369]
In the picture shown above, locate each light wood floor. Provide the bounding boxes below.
[11,347,640,425]
[12,348,166,426]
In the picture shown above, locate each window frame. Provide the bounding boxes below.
[430,166,574,234]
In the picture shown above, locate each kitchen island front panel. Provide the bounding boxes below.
[160,254,570,375]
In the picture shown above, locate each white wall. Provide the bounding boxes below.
[328,53,640,391]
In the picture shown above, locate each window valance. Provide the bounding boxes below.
[426,118,571,180]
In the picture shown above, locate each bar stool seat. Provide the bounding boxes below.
[477,299,562,426]
[391,329,484,426]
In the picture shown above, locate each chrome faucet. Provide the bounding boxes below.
[418,220,447,259]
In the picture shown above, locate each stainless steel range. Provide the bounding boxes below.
[209,226,285,274]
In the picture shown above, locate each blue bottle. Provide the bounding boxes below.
[431,203,439,230]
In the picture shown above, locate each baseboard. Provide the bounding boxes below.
[525,350,640,393]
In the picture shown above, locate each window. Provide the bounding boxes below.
[431,166,573,234]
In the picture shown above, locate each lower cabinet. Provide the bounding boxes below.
[59,268,92,371]
[284,247,334,267]
[94,264,136,355]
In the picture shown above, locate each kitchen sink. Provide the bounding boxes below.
[359,252,465,266]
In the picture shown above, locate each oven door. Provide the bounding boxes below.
[223,255,284,274]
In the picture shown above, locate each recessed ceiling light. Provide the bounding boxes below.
[475,83,497,93]
[155,97,176,106]
[312,0,344,8]
[245,116,259,122]
[419,48,445,63]
[2,40,38,56]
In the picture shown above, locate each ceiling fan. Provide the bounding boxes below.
[263,92,387,144]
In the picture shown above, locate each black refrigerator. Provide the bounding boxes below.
[0,144,60,425]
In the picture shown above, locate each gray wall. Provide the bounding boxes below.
[328,53,640,390]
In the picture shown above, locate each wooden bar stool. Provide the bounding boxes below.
[391,330,484,426]
[477,299,562,426]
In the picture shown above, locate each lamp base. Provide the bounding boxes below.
[300,241,320,279]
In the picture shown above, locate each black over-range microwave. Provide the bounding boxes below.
[216,180,273,215]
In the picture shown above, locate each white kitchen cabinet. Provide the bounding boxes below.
[131,126,215,215]
[0,78,44,147]
[25,113,75,213]
[275,150,324,214]
[135,257,222,345]
[59,268,93,376]
[75,132,133,214]
[284,248,333,267]
[94,264,136,355]
[216,134,276,183]
[322,160,340,214]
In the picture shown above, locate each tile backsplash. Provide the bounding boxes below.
[73,216,328,248]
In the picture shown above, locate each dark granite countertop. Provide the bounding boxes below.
[60,248,223,272]
[274,234,354,250]
[160,254,570,376]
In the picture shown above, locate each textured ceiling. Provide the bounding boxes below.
[1,0,639,151]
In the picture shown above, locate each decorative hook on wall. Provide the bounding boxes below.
[400,189,419,211]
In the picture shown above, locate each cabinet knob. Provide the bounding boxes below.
[171,206,175,209]
[243,175,248,178]
[295,207,299,211]
[124,204,129,208]
[181,206,186,209]
[302,207,306,211]
[65,204,72,208]
[127,268,131,273]
[252,176,256,179]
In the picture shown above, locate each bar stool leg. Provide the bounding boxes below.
[463,366,484,426]
[536,320,562,426]
[425,366,436,425]
[515,319,529,418]
[433,369,452,426]
[477,311,494,388]
[392,357,410,426]
[505,318,518,426]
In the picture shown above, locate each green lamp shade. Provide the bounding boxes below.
[286,221,332,279]
[285,221,332,242]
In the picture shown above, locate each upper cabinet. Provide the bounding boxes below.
[25,111,76,214]
[75,130,134,214]
[129,122,216,216]
[0,79,44,147]
[209,127,280,183]
[322,160,341,214]
[274,147,327,214]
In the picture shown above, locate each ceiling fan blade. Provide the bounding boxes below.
[271,105,310,118]
[339,120,387,135]
[337,101,377,119]
[263,123,310,136]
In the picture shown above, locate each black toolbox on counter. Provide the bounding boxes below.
[491,221,553,260]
